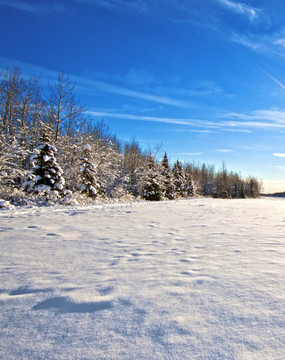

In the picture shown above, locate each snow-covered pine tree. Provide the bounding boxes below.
[233,183,240,198]
[161,152,175,200]
[185,172,195,197]
[141,154,163,201]
[240,182,246,198]
[23,131,66,199]
[79,144,100,198]
[249,178,260,198]
[173,160,186,198]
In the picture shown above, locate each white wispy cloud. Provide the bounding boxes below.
[177,152,203,156]
[223,109,285,130]
[89,108,285,132]
[87,111,198,125]
[223,129,252,133]
[78,79,190,108]
[72,0,148,12]
[273,153,285,158]
[215,149,233,152]
[273,166,285,171]
[0,57,191,108]
[0,0,64,13]
[239,144,272,151]
[223,120,285,129]
[265,73,285,91]
[215,0,260,22]
[182,129,214,133]
[231,29,285,58]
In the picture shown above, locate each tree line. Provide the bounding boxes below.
[0,66,262,205]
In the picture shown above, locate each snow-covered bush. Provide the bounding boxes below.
[0,199,14,209]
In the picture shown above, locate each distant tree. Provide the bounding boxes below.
[214,162,228,198]
[161,152,175,200]
[249,177,260,198]
[185,173,195,197]
[0,66,22,138]
[173,160,186,197]
[0,131,29,190]
[47,71,85,142]
[123,138,146,196]
[200,163,214,196]
[79,144,100,198]
[141,154,163,201]
[240,182,246,198]
[183,162,196,197]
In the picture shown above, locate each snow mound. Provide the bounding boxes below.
[0,199,14,210]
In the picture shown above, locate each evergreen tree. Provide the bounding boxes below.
[173,160,186,198]
[23,131,66,198]
[141,154,163,201]
[161,152,175,200]
[240,182,246,198]
[185,173,195,197]
[79,144,100,198]
[249,178,260,198]
[233,183,240,198]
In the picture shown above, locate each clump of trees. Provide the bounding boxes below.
[0,66,262,206]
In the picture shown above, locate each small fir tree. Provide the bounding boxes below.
[141,154,163,201]
[161,153,175,200]
[240,182,246,198]
[173,160,186,198]
[185,173,195,197]
[233,183,240,198]
[23,132,66,198]
[79,144,100,198]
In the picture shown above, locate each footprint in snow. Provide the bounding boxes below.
[97,286,114,295]
[0,227,14,232]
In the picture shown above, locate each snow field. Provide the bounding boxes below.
[0,198,285,359]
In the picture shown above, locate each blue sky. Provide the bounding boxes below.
[1,0,285,192]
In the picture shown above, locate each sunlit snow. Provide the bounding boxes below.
[0,198,285,359]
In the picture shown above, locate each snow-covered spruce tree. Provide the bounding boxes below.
[240,182,246,198]
[23,131,66,200]
[249,177,260,198]
[173,160,186,198]
[79,144,100,198]
[141,154,163,201]
[161,152,175,200]
[185,172,195,197]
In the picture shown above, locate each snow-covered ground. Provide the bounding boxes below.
[0,197,285,360]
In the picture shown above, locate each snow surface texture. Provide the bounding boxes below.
[0,198,285,360]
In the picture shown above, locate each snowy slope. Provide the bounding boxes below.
[0,198,285,359]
